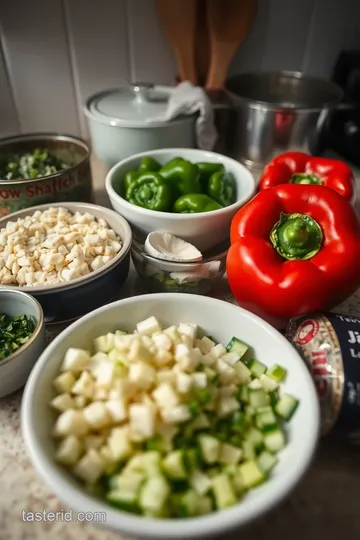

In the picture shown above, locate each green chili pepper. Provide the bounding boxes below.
[197,162,225,191]
[123,171,139,193]
[138,156,161,173]
[173,193,222,213]
[207,171,236,207]
[125,172,173,212]
[159,157,201,196]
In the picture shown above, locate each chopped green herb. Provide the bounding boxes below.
[0,313,36,361]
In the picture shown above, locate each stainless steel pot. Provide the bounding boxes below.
[224,71,343,167]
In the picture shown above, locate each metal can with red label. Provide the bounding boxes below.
[285,312,360,437]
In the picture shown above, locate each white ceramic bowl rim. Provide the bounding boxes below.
[21,293,320,540]
[0,288,44,367]
[105,148,256,219]
[0,202,132,294]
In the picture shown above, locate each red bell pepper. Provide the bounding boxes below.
[259,151,355,203]
[226,184,360,329]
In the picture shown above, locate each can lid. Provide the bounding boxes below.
[84,83,186,128]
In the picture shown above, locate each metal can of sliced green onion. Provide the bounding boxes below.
[286,312,360,440]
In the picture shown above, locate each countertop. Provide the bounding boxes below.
[1,155,360,540]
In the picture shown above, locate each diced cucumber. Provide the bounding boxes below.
[198,435,220,464]
[267,364,287,382]
[172,489,199,517]
[231,411,247,433]
[264,427,286,453]
[162,450,187,480]
[248,378,262,390]
[238,460,265,489]
[189,469,212,495]
[115,329,128,336]
[257,450,278,474]
[211,474,237,509]
[197,495,213,515]
[275,394,299,421]
[106,489,139,513]
[249,388,270,409]
[245,426,264,449]
[242,439,255,460]
[236,384,249,403]
[255,407,277,429]
[219,443,243,465]
[184,413,211,437]
[234,361,251,383]
[203,367,218,383]
[109,471,144,492]
[124,451,161,475]
[226,337,250,360]
[230,468,246,496]
[247,358,267,378]
[185,448,202,470]
[244,405,255,420]
[139,475,170,515]
[259,373,279,392]
[269,390,280,407]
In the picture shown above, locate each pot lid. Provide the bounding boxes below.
[84,83,185,128]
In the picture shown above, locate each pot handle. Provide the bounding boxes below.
[131,82,155,103]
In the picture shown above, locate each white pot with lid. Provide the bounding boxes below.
[84,83,197,166]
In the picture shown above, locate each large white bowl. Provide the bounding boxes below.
[105,148,256,251]
[21,293,319,540]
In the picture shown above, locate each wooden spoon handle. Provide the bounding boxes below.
[206,0,258,89]
[156,0,198,84]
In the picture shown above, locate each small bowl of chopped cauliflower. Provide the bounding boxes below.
[0,202,132,323]
[21,293,319,539]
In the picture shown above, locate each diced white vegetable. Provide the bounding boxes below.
[107,349,129,365]
[128,340,153,363]
[156,369,176,385]
[174,343,191,361]
[163,325,182,344]
[248,379,262,390]
[152,333,172,351]
[73,395,88,409]
[210,344,227,359]
[83,402,111,429]
[153,350,173,367]
[108,426,133,460]
[53,371,76,394]
[218,385,236,397]
[216,358,236,385]
[136,316,161,336]
[199,336,215,354]
[55,436,83,466]
[73,449,105,484]
[61,348,91,373]
[106,399,128,423]
[71,371,94,398]
[199,353,215,366]
[50,393,75,413]
[176,372,193,394]
[113,334,134,351]
[192,372,207,389]
[234,361,251,383]
[128,361,155,390]
[53,409,89,437]
[93,332,115,353]
[109,379,134,400]
[177,323,198,347]
[152,382,179,408]
[93,362,118,389]
[94,388,109,400]
[129,403,155,441]
[84,435,105,451]
[221,352,240,366]
[217,396,240,418]
[161,405,191,424]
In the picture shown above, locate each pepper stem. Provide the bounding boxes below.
[289,173,321,185]
[270,212,323,260]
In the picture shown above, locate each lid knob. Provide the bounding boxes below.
[131,82,154,103]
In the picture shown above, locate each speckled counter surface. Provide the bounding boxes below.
[1,156,360,540]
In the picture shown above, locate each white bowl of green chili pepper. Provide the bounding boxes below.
[0,288,45,398]
[105,149,256,251]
